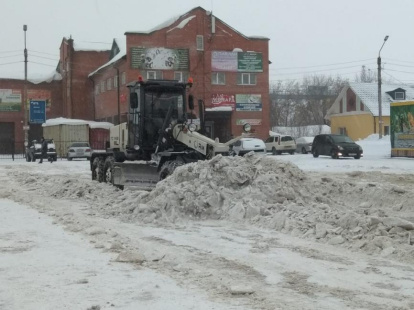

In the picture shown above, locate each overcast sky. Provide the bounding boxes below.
[1,0,414,85]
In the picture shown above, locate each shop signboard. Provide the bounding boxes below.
[29,100,46,124]
[0,89,22,111]
[211,94,236,109]
[391,101,414,157]
[211,51,263,72]
[27,89,52,112]
[236,94,262,111]
[236,119,262,126]
[130,47,189,70]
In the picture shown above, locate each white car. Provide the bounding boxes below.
[67,142,92,161]
[232,138,266,156]
[265,135,296,155]
[295,137,314,154]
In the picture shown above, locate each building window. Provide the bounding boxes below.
[339,127,347,135]
[121,72,126,85]
[174,72,183,82]
[237,73,257,85]
[395,92,405,100]
[95,85,100,95]
[101,81,105,92]
[114,75,118,88]
[107,78,112,90]
[196,35,204,51]
[147,71,163,80]
[384,126,390,136]
[211,72,225,85]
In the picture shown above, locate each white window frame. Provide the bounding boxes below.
[121,72,126,85]
[174,71,183,82]
[196,35,204,51]
[211,72,225,85]
[107,78,112,90]
[114,75,118,88]
[237,73,257,85]
[147,71,163,80]
[395,92,405,100]
[101,81,105,92]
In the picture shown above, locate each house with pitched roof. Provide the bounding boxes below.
[325,82,414,140]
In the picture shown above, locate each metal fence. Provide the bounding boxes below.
[0,141,26,160]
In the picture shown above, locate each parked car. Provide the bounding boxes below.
[26,139,57,162]
[231,138,266,156]
[265,135,296,155]
[312,134,363,159]
[295,137,314,154]
[67,142,92,161]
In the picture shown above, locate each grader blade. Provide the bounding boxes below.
[113,162,159,190]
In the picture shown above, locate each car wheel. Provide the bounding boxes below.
[302,147,307,154]
[67,157,72,161]
[289,151,294,155]
[331,149,339,159]
[354,154,361,160]
[103,156,115,184]
[313,150,319,158]
[277,151,282,155]
[272,147,277,155]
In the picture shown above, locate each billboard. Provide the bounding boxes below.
[211,51,263,72]
[391,101,414,157]
[27,89,52,112]
[29,100,46,124]
[211,94,236,110]
[130,47,189,70]
[236,119,262,126]
[236,94,262,111]
[0,89,22,111]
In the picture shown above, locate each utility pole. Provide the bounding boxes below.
[23,25,28,149]
[378,35,389,139]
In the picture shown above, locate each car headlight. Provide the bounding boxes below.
[243,123,251,132]
[188,123,197,132]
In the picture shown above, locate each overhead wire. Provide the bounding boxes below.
[270,58,375,70]
[0,53,22,59]
[0,61,23,66]
[0,49,21,54]
[269,64,376,76]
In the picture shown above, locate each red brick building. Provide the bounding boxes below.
[90,7,270,140]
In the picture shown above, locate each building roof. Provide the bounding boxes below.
[0,69,62,84]
[327,82,414,118]
[125,6,269,40]
[88,37,126,78]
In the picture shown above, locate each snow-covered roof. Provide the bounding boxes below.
[0,69,62,84]
[42,118,113,129]
[349,82,414,116]
[205,106,233,112]
[166,15,196,33]
[88,37,126,77]
[125,7,269,40]
[73,41,112,52]
[327,83,414,118]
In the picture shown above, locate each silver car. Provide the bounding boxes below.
[295,137,314,154]
[67,142,92,160]
[231,138,266,156]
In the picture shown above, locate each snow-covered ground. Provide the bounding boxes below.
[1,136,414,309]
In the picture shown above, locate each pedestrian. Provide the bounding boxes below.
[39,137,48,164]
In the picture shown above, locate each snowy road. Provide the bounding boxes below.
[0,155,414,309]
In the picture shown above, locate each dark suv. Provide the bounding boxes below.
[312,134,363,159]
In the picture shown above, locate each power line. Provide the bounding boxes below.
[385,68,414,75]
[29,61,56,68]
[385,62,414,69]
[383,58,414,65]
[382,70,414,88]
[29,54,59,61]
[269,70,362,82]
[0,61,23,66]
[0,53,22,59]
[269,64,375,76]
[270,58,375,70]
[30,50,60,57]
[0,49,21,54]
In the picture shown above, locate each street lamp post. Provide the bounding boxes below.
[378,35,389,139]
[23,25,28,149]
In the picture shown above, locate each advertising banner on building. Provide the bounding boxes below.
[211,51,238,72]
[391,101,414,157]
[236,94,262,111]
[211,51,263,72]
[130,47,189,70]
[0,89,22,111]
[236,119,262,126]
[29,100,46,124]
[27,89,52,112]
[211,94,236,109]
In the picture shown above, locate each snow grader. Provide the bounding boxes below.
[90,78,251,190]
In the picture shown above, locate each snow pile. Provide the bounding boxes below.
[356,134,391,158]
[43,118,113,129]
